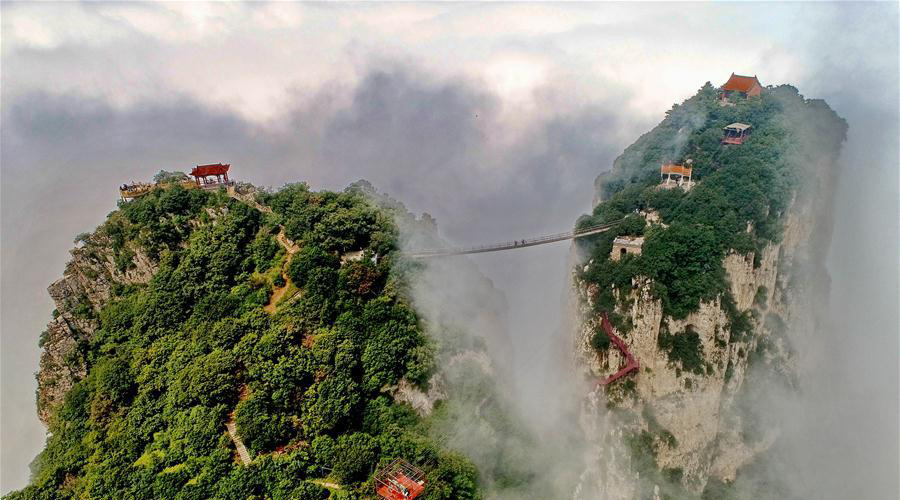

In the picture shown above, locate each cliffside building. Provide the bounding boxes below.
[611,236,644,261]
[660,164,694,190]
[722,123,752,145]
[720,73,762,103]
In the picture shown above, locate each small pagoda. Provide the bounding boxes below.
[720,73,762,103]
[190,163,232,188]
[660,163,694,190]
[722,123,752,145]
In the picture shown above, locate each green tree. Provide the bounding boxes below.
[332,432,379,483]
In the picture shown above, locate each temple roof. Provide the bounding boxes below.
[724,122,752,131]
[613,236,644,247]
[191,163,230,177]
[722,74,761,93]
[661,164,692,176]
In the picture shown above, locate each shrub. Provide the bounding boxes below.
[591,328,611,351]
[754,285,768,307]
[288,246,340,291]
[153,170,189,184]
[423,453,481,500]
[332,433,378,483]
[658,327,705,375]
[250,228,280,271]
[289,482,329,500]
[404,344,435,387]
[235,393,295,454]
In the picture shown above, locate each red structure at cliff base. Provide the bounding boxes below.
[597,313,639,386]
[375,459,426,500]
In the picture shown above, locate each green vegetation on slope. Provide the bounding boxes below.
[577,83,846,321]
[11,182,480,500]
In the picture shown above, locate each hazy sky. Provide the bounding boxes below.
[2,2,897,495]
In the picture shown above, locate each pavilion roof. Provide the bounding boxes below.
[661,164,692,176]
[191,163,230,177]
[724,123,752,131]
[722,74,761,93]
[613,236,644,246]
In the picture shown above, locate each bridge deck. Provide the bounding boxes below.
[407,220,621,258]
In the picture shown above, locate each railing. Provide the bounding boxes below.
[407,219,622,258]
[597,312,639,386]
[198,179,235,189]
[119,183,154,199]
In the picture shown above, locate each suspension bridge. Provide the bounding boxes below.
[406,219,622,258]
[406,219,639,386]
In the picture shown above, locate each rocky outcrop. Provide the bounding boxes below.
[37,228,157,426]
[389,378,447,417]
[36,317,90,425]
[575,189,833,494]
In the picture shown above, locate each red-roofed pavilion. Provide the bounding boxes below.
[721,73,762,101]
[190,163,231,187]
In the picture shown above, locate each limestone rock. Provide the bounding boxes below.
[575,192,831,495]
[389,377,447,417]
[36,228,157,426]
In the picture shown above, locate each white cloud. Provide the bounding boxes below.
[2,3,128,51]
[1,2,827,122]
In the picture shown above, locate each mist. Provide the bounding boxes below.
[769,69,900,498]
[2,2,898,498]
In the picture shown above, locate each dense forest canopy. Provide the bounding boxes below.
[11,182,481,500]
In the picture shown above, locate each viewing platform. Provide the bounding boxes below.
[119,179,196,201]
[722,123,752,145]
[119,182,155,200]
[659,164,694,190]
[190,163,234,189]
[119,163,235,201]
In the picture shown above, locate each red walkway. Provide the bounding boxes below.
[597,313,639,386]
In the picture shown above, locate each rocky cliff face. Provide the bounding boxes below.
[575,168,839,496]
[573,83,846,497]
[37,230,157,425]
